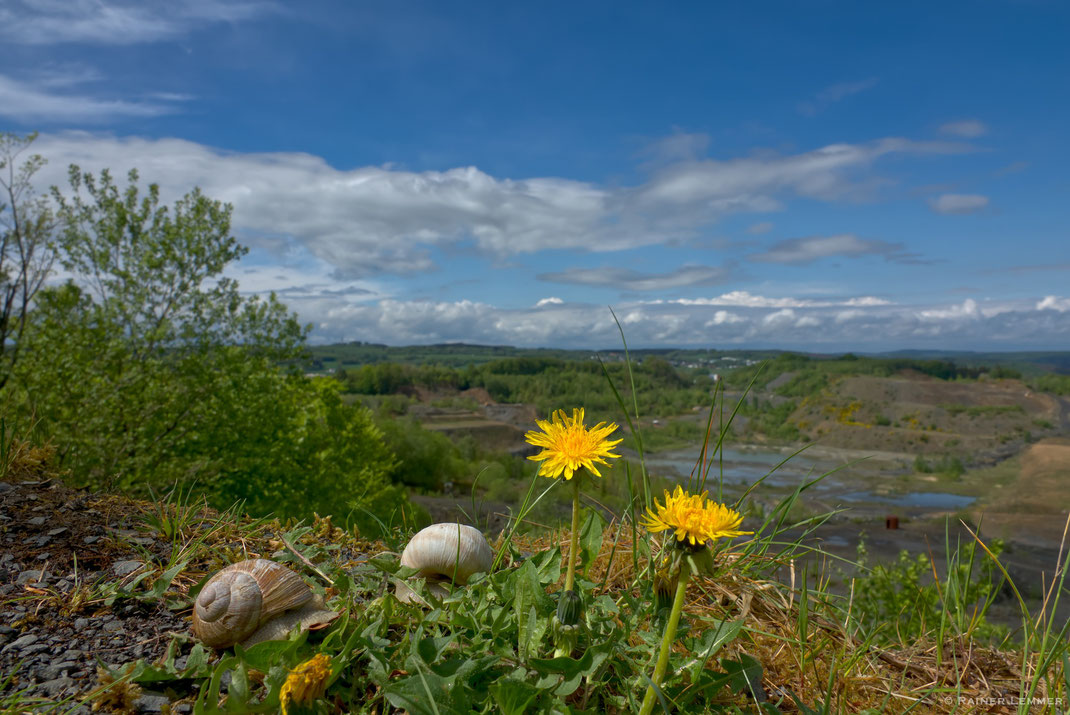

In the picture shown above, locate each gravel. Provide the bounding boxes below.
[0,479,200,710]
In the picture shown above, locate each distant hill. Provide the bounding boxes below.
[305,341,1070,375]
[874,350,1070,375]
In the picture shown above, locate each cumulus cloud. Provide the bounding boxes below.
[535,297,563,307]
[929,193,990,215]
[749,234,910,265]
[1038,296,1070,312]
[705,310,745,326]
[30,132,971,279]
[0,0,277,45]
[287,294,1070,350]
[537,265,731,291]
[918,298,982,321]
[657,291,892,308]
[939,120,987,138]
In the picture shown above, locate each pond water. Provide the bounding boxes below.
[837,491,976,509]
[642,446,976,512]
[642,446,831,489]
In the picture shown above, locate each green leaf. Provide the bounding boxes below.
[184,644,210,678]
[415,634,455,665]
[721,654,765,699]
[556,669,584,697]
[383,668,462,715]
[241,640,294,672]
[578,509,605,575]
[690,619,743,678]
[131,661,176,684]
[528,648,594,678]
[513,560,549,659]
[144,560,188,600]
[225,660,250,712]
[529,547,562,585]
[490,679,538,715]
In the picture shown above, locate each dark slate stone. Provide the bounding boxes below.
[15,569,45,585]
[1,633,37,652]
[134,693,172,713]
[38,677,76,698]
[111,560,144,577]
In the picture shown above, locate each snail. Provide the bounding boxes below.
[192,559,338,649]
[395,523,494,604]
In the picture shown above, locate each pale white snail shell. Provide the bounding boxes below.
[192,559,337,649]
[395,523,494,604]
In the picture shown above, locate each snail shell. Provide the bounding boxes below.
[192,559,337,649]
[396,523,494,604]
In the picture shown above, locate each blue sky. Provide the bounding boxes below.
[2,0,1068,350]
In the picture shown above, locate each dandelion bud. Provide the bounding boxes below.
[556,589,583,627]
[653,562,676,614]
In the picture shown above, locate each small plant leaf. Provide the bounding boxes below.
[578,509,605,575]
[490,679,538,715]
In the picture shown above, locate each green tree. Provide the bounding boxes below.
[0,133,57,389]
[14,166,402,531]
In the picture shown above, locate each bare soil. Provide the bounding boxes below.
[788,374,1068,461]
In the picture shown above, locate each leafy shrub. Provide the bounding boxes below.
[9,167,405,534]
[376,417,469,491]
[850,537,1006,645]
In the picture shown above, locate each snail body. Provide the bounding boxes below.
[192,559,337,649]
[396,523,494,603]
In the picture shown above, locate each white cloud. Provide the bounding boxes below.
[289,295,1070,350]
[798,78,879,116]
[844,296,892,306]
[749,234,909,265]
[0,73,178,122]
[762,308,797,327]
[0,0,277,45]
[1038,296,1070,312]
[835,309,865,323]
[939,120,987,138]
[538,265,731,291]
[747,222,774,234]
[636,138,970,210]
[639,131,711,165]
[30,132,972,279]
[535,297,563,307]
[929,193,989,215]
[705,310,744,326]
[664,291,892,309]
[918,298,981,321]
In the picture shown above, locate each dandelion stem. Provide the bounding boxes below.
[553,476,583,658]
[639,558,691,715]
[564,475,582,592]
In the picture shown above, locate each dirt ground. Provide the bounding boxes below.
[965,438,1070,546]
[790,374,1069,460]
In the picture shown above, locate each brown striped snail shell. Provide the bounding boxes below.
[192,559,337,649]
[395,523,494,604]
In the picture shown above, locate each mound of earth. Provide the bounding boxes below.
[790,374,1068,461]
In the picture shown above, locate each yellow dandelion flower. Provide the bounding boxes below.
[641,486,751,547]
[279,653,332,715]
[524,408,623,480]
